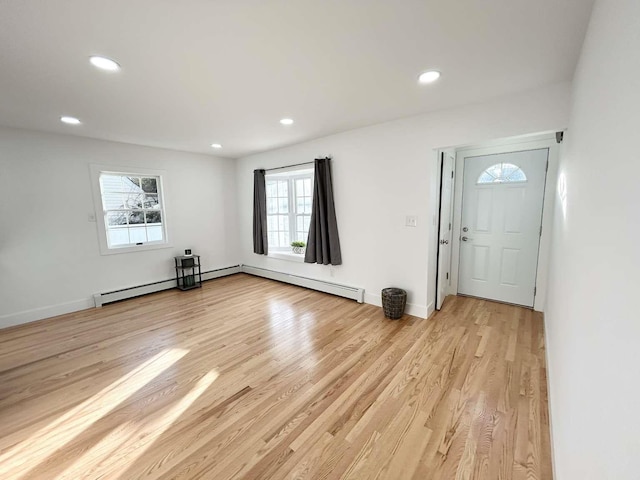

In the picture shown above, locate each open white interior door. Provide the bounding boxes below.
[436,151,455,310]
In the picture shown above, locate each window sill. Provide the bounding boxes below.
[268,251,306,263]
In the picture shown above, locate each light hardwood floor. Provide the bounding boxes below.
[0,274,552,479]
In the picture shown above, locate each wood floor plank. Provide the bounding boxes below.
[0,274,553,479]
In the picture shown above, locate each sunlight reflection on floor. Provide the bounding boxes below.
[53,370,219,479]
[0,348,189,480]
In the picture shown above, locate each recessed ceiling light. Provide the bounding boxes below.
[60,116,81,125]
[418,70,441,84]
[89,56,121,72]
[280,118,294,125]
[211,143,222,149]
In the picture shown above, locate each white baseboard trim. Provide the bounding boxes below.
[0,265,242,330]
[94,265,242,307]
[241,265,364,303]
[0,298,95,330]
[542,312,558,479]
[363,292,429,319]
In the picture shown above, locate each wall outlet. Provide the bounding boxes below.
[405,215,418,227]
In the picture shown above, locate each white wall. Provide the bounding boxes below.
[545,1,640,478]
[0,128,239,328]
[236,82,572,317]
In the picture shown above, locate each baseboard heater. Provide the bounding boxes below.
[93,265,242,307]
[241,265,364,303]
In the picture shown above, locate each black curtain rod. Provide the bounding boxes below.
[262,157,331,172]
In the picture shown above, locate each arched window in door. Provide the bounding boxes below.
[477,162,527,184]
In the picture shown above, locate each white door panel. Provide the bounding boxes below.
[436,152,455,310]
[458,149,548,307]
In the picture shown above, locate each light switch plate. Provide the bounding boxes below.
[405,215,417,227]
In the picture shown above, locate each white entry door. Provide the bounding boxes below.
[458,149,548,307]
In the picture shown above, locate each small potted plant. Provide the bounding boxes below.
[291,240,306,254]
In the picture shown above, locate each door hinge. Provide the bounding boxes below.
[446,272,449,280]
[546,161,549,172]
[539,225,543,236]
[449,222,452,231]
[534,286,537,296]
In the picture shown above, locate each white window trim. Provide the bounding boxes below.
[90,164,172,255]
[265,169,313,253]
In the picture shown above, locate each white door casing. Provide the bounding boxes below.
[458,148,548,307]
[436,152,455,310]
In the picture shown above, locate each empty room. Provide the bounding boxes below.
[1,1,638,479]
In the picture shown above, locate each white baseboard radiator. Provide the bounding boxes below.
[93,265,242,307]
[241,265,364,303]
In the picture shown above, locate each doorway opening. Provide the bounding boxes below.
[435,132,562,312]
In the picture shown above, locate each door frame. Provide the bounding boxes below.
[449,134,561,312]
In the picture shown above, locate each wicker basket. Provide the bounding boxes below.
[381,288,407,320]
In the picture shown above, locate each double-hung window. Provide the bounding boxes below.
[91,165,169,254]
[265,168,313,252]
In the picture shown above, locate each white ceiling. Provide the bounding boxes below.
[0,0,594,159]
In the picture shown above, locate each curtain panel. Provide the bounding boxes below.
[304,158,342,265]
[253,169,268,255]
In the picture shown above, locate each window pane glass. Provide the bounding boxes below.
[267,215,277,230]
[129,210,145,224]
[296,216,303,232]
[123,177,141,192]
[141,177,158,193]
[278,215,288,231]
[144,194,159,209]
[303,216,311,231]
[123,192,144,209]
[268,232,278,246]
[108,228,129,246]
[267,198,277,214]
[129,226,147,243]
[100,175,123,193]
[266,182,277,197]
[305,178,312,196]
[296,198,304,213]
[103,193,123,209]
[278,198,289,213]
[278,180,288,197]
[145,211,161,224]
[304,198,312,214]
[107,212,127,226]
[146,225,163,242]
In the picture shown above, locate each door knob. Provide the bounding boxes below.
[440,239,449,245]
[462,236,472,242]
[463,227,469,232]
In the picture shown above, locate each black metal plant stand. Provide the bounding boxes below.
[174,254,202,291]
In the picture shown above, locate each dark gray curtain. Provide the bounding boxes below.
[253,169,268,255]
[304,158,342,265]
